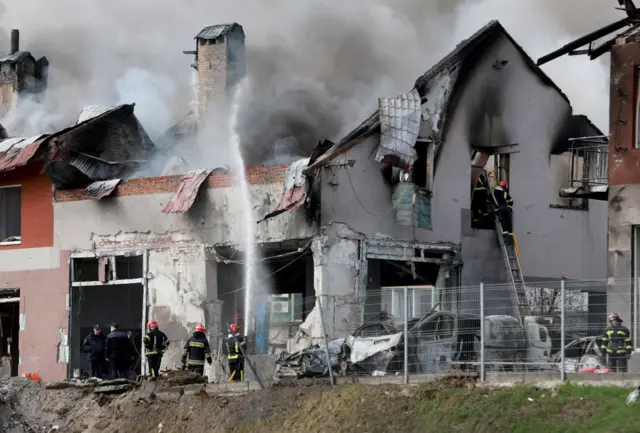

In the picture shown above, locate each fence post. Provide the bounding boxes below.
[560,277,566,383]
[403,286,409,385]
[316,296,335,386]
[480,282,485,382]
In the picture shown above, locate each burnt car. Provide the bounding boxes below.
[551,336,606,372]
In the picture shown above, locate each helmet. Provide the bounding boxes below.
[229,324,239,334]
[194,323,205,333]
[147,320,158,330]
[609,312,622,323]
[498,180,508,189]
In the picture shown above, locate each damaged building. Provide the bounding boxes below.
[0,20,609,380]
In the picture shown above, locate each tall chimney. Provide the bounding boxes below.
[10,29,19,54]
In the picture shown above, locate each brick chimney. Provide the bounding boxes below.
[190,23,246,120]
[10,29,19,55]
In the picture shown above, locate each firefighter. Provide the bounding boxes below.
[181,323,212,376]
[105,323,134,379]
[82,324,107,379]
[471,171,490,224]
[224,323,247,382]
[600,313,633,373]
[143,320,169,380]
[491,180,514,244]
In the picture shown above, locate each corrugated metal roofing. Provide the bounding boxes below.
[162,169,212,214]
[259,158,309,222]
[195,23,241,40]
[0,51,31,64]
[84,179,121,200]
[77,105,118,124]
[68,153,127,181]
[0,135,48,172]
[376,89,420,169]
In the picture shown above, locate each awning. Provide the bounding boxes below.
[259,158,309,222]
[0,135,48,173]
[84,179,121,200]
[162,169,212,214]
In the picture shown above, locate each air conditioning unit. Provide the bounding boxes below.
[271,300,289,314]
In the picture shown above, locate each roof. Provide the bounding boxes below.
[77,105,117,124]
[552,114,607,155]
[0,51,32,64]
[195,23,244,40]
[306,20,572,172]
[0,135,49,173]
[45,104,155,188]
[162,169,212,214]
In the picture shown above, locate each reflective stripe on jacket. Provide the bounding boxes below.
[224,335,247,360]
[600,325,633,355]
[182,332,212,366]
[491,188,513,209]
[144,330,169,356]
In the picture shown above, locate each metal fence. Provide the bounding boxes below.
[247,278,639,383]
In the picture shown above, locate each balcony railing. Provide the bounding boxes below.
[561,135,608,200]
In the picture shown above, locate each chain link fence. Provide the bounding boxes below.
[238,278,640,383]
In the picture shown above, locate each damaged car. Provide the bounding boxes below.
[551,336,606,372]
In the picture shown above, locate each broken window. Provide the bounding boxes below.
[382,286,436,321]
[72,255,144,283]
[0,186,21,244]
[416,313,455,341]
[550,153,587,210]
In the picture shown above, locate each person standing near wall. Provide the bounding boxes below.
[181,323,212,376]
[491,180,514,244]
[105,323,133,379]
[223,323,247,382]
[82,324,107,379]
[600,313,633,373]
[471,171,490,225]
[143,320,169,381]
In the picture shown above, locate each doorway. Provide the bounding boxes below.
[0,289,19,377]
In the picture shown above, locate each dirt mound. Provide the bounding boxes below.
[157,370,208,387]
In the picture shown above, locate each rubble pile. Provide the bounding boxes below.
[157,369,208,387]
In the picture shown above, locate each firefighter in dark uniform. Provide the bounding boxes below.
[491,180,514,244]
[143,320,169,380]
[105,323,134,379]
[181,323,212,375]
[600,312,633,372]
[471,171,490,224]
[224,323,247,381]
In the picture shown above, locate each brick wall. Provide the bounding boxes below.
[56,164,288,203]
[197,39,227,118]
[0,163,54,249]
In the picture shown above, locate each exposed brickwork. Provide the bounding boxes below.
[0,163,54,250]
[197,39,227,118]
[55,164,289,203]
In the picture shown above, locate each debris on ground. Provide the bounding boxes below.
[44,378,138,395]
[157,370,208,386]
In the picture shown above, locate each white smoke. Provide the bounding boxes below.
[0,0,621,163]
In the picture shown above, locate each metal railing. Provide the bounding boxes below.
[568,137,608,189]
[239,278,640,384]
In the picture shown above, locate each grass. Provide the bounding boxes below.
[231,380,640,433]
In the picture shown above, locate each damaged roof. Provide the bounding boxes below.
[195,23,244,40]
[0,51,32,64]
[77,105,117,124]
[306,20,572,172]
[45,104,155,189]
[162,169,212,214]
[0,135,49,173]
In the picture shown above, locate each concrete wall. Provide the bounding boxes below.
[320,33,606,286]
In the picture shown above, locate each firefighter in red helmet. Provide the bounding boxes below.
[181,323,212,376]
[600,313,633,372]
[223,323,247,381]
[143,320,169,380]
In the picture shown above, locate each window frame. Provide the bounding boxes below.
[0,185,22,246]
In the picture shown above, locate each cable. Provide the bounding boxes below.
[345,167,400,217]
[210,241,312,264]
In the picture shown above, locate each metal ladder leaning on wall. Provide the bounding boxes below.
[494,215,528,323]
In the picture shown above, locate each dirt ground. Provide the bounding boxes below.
[1,375,636,433]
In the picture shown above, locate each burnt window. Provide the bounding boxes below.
[0,186,21,244]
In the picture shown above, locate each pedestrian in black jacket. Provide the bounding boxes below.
[82,325,107,379]
[181,323,212,376]
[105,323,133,379]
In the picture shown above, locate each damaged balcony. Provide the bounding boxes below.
[558,136,608,201]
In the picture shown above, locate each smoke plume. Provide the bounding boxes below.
[0,0,620,169]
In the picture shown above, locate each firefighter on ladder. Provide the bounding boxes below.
[491,180,514,245]
[224,324,247,381]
